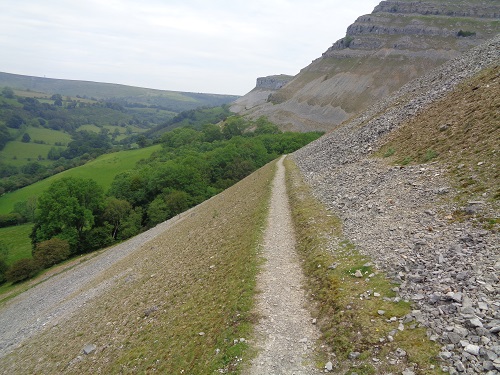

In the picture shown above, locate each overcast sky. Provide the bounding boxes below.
[0,1,380,95]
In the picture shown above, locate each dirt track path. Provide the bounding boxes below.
[247,156,321,375]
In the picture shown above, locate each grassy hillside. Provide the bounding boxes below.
[377,65,500,209]
[0,72,239,112]
[0,158,275,374]
[0,224,32,265]
[0,145,161,215]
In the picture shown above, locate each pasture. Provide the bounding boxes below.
[0,144,161,215]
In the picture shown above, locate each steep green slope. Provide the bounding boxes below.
[0,145,161,215]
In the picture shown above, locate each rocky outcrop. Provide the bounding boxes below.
[234,0,500,132]
[293,35,500,375]
[255,75,293,90]
[373,1,500,19]
[230,75,293,114]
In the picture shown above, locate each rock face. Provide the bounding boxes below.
[292,35,499,375]
[233,0,500,131]
[229,75,292,114]
[256,75,293,90]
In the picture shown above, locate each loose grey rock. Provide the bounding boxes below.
[82,344,96,355]
[395,348,407,357]
[325,361,333,371]
[349,351,361,359]
[469,318,483,328]
[447,332,462,344]
[483,361,495,371]
[455,360,466,372]
[464,344,480,356]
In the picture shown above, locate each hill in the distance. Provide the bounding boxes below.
[0,72,239,113]
[233,0,500,131]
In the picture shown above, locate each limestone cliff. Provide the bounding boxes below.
[232,0,500,131]
[229,75,292,113]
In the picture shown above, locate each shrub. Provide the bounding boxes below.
[423,149,438,162]
[5,258,40,283]
[0,259,8,283]
[33,238,71,268]
[343,36,354,48]
[457,30,476,37]
[383,147,395,157]
[401,156,412,165]
[0,240,9,283]
[0,213,23,228]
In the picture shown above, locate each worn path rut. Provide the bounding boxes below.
[247,156,321,375]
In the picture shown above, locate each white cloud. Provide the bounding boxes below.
[0,0,380,95]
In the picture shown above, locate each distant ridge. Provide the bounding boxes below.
[0,71,239,112]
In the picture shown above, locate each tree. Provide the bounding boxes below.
[222,116,247,139]
[0,125,12,150]
[161,127,202,148]
[147,196,169,226]
[202,123,223,142]
[32,177,104,253]
[103,197,132,239]
[254,117,281,134]
[2,86,14,98]
[117,207,143,240]
[12,197,37,222]
[164,190,191,216]
[137,135,148,148]
[51,93,63,106]
[109,170,150,207]
[21,133,31,143]
[6,114,24,129]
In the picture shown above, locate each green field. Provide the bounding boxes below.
[0,224,33,265]
[78,124,101,133]
[0,144,161,215]
[0,141,53,166]
[19,126,72,145]
[79,123,148,138]
[0,127,72,167]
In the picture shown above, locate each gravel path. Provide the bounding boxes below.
[0,211,194,359]
[247,156,321,375]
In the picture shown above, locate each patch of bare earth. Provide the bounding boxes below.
[246,156,321,375]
